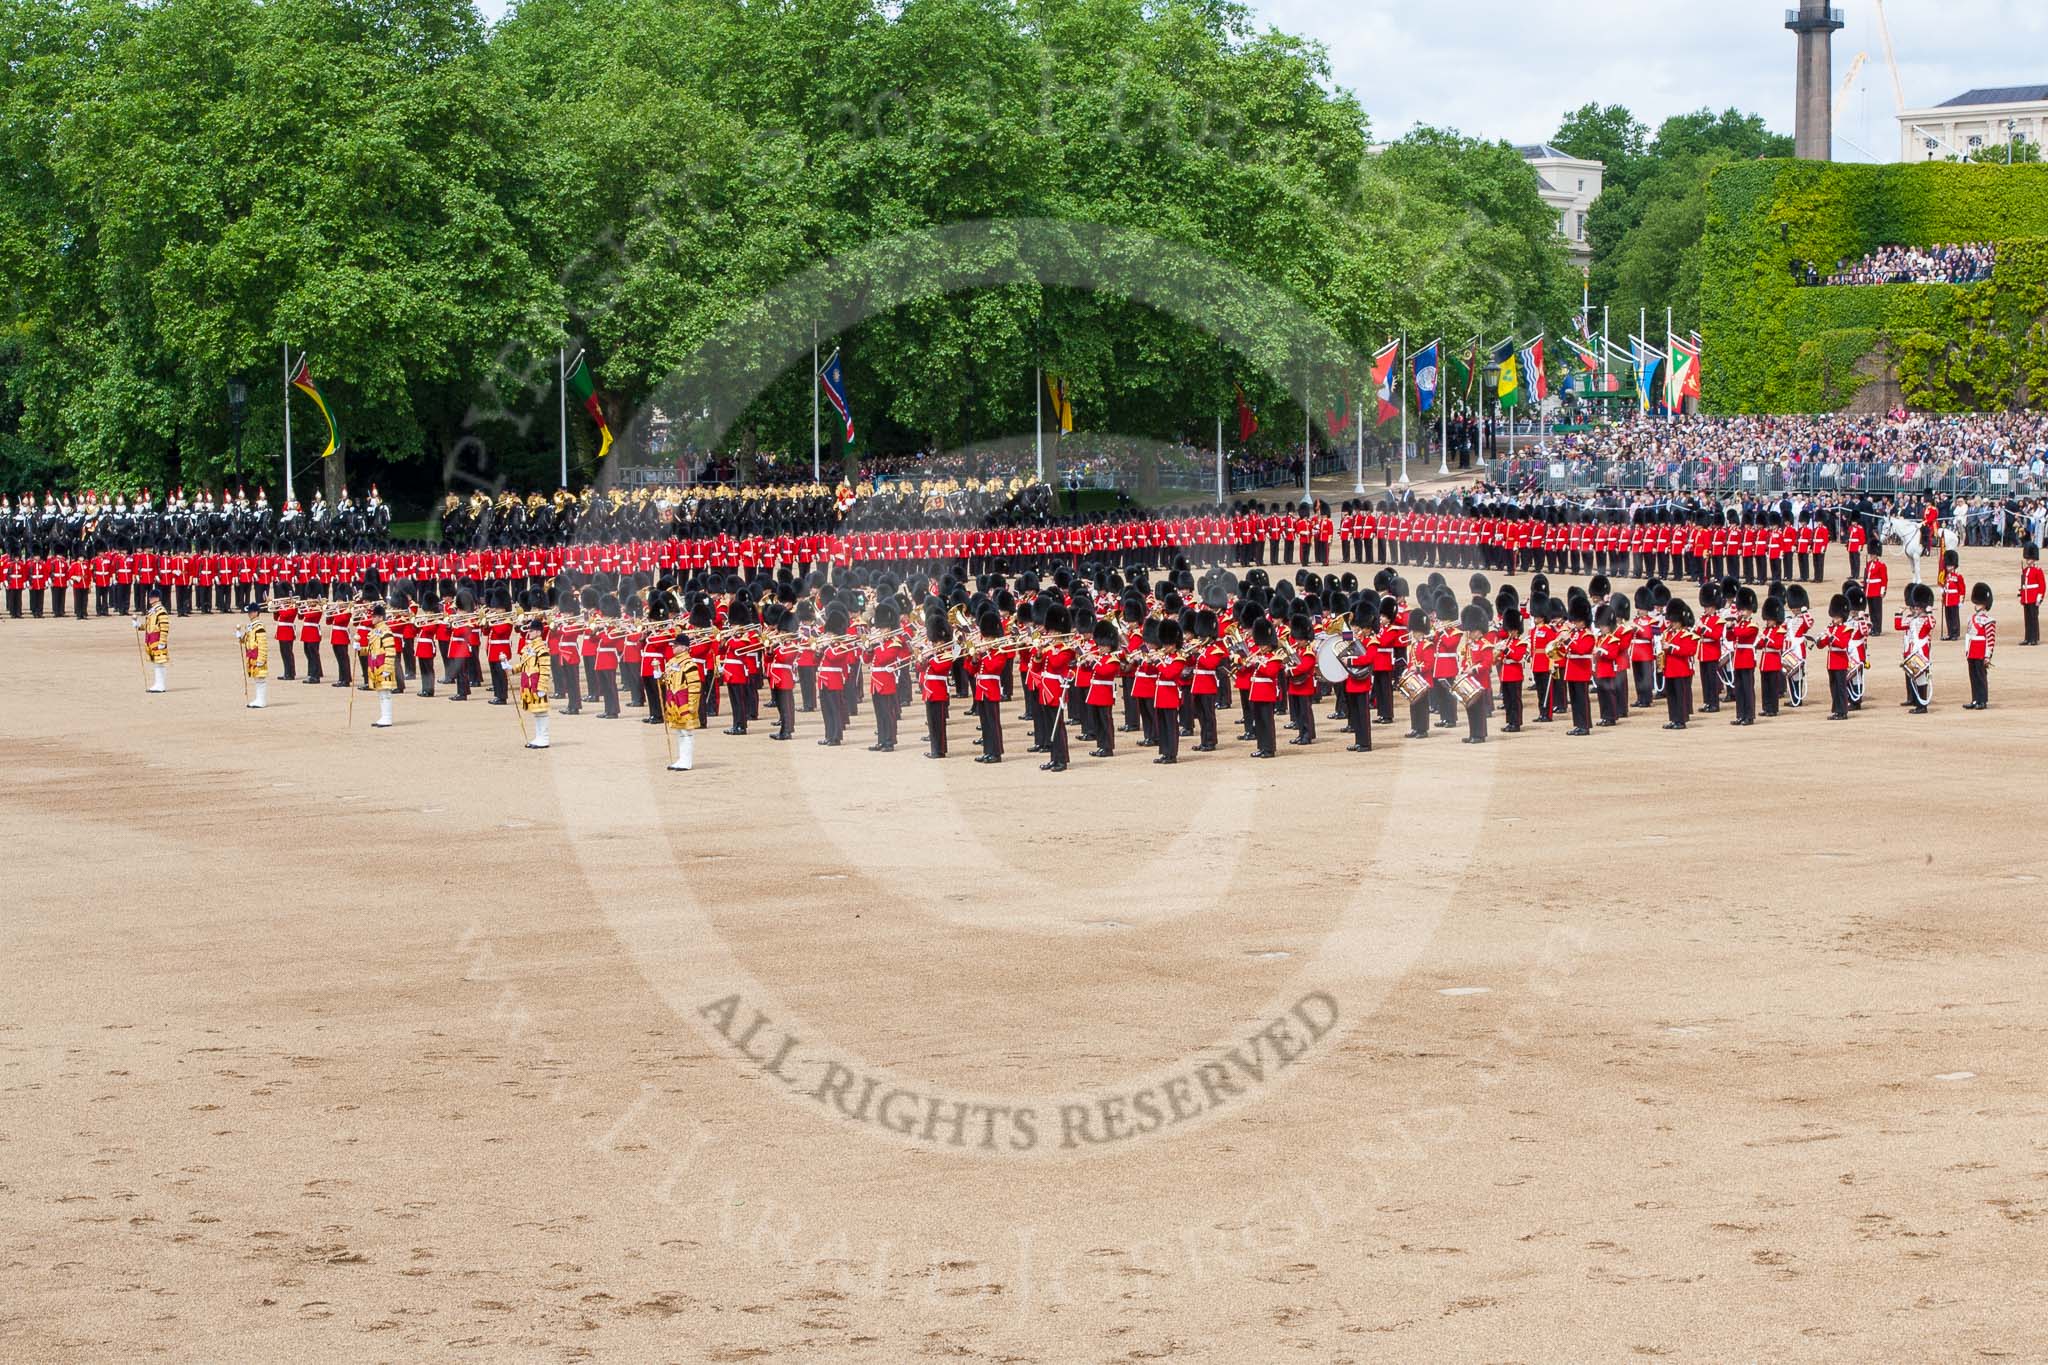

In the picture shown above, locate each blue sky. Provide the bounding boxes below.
[470,1,2045,162]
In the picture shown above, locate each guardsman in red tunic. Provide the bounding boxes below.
[816,604,858,746]
[1083,620,1123,758]
[971,609,1008,762]
[919,612,955,757]
[1938,549,1965,641]
[1963,581,1996,710]
[1862,542,1889,637]
[1659,600,1698,730]
[1375,594,1408,726]
[1822,594,1854,719]
[1758,598,1788,717]
[1245,618,1283,757]
[1456,604,1495,743]
[765,609,800,739]
[273,597,298,681]
[1495,603,1527,734]
[1036,604,1076,770]
[1284,615,1319,744]
[1895,581,1935,713]
[2021,542,2045,645]
[866,603,909,752]
[1562,597,1596,735]
[1143,617,1183,764]
[1726,587,1760,725]
[1593,602,1628,726]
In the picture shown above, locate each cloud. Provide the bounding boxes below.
[1258,0,2048,161]
[466,0,2047,162]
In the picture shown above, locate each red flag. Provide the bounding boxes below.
[1234,385,1258,444]
[1371,342,1401,424]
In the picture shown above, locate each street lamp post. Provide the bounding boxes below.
[226,377,249,483]
[1481,362,1501,470]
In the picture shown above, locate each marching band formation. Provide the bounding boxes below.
[112,534,2034,772]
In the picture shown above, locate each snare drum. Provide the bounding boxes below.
[1395,668,1430,702]
[1451,673,1486,706]
[1901,652,1930,680]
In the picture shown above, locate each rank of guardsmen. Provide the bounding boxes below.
[14,479,2043,621]
[125,543,2019,776]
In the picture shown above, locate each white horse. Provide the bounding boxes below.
[1871,514,1959,586]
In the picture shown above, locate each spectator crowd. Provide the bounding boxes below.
[1483,411,2048,500]
[1810,242,1998,287]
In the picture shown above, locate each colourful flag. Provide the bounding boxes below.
[1492,337,1520,410]
[1234,384,1258,443]
[1562,335,1600,376]
[1669,334,1702,407]
[1371,341,1401,423]
[1517,336,1548,403]
[1447,338,1476,409]
[1046,374,1074,434]
[564,350,613,461]
[1632,337,1664,412]
[1412,340,1440,414]
[287,355,337,460]
[1324,389,1352,439]
[818,348,855,443]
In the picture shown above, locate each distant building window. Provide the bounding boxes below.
[1577,178,1585,191]
[1575,211,1586,241]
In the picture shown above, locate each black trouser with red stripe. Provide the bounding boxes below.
[1151,707,1176,760]
[1568,679,1592,731]
[976,697,1003,757]
[1499,679,1521,730]
[1092,703,1117,754]
[1249,699,1277,755]
[926,699,948,756]
[1344,689,1372,749]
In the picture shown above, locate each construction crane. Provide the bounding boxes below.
[1835,51,1869,120]
[1869,0,1907,116]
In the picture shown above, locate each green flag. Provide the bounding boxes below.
[1493,337,1521,410]
[1447,345,1473,410]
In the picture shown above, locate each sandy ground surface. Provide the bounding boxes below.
[4,548,2046,1364]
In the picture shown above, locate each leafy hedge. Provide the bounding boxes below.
[1698,161,2048,412]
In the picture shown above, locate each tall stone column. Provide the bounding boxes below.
[1786,3,1845,161]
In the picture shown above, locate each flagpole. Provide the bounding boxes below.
[812,320,821,483]
[1216,412,1224,506]
[1301,356,1311,505]
[1035,363,1044,486]
[1431,339,1447,476]
[1353,393,1364,495]
[1397,345,1410,485]
[282,344,294,500]
[558,348,568,489]
[1602,306,1610,381]
[1398,334,1410,485]
[1666,307,1675,421]
[1439,341,1449,476]
[1507,338,1516,457]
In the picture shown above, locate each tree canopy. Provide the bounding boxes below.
[2,0,1581,499]
[1552,103,1792,342]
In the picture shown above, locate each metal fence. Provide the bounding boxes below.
[1477,456,2048,500]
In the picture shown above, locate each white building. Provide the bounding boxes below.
[1517,144,1602,266]
[1897,84,2046,162]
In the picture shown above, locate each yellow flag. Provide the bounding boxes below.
[1046,375,1074,433]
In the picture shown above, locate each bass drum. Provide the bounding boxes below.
[1314,634,1354,685]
